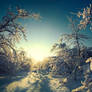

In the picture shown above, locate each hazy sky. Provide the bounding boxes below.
[0,0,92,59]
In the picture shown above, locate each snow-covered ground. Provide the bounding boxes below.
[0,72,71,92]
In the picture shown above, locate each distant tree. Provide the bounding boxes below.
[51,35,68,56]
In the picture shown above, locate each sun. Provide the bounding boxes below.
[27,47,49,62]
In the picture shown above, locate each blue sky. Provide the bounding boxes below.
[0,0,92,59]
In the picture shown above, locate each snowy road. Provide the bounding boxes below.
[0,72,70,92]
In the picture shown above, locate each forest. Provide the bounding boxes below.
[0,1,92,92]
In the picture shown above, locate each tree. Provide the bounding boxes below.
[68,17,90,56]
[76,4,92,31]
[0,7,40,57]
[50,16,91,80]
[0,6,40,75]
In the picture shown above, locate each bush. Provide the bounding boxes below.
[0,52,32,76]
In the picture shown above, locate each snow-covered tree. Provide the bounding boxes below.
[77,4,92,31]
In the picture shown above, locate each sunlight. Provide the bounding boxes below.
[28,47,49,62]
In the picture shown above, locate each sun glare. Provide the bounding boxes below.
[27,47,49,62]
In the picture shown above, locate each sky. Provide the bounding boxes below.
[0,0,92,60]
